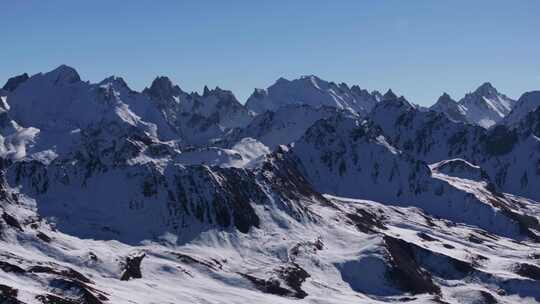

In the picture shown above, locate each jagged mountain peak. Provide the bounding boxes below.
[462,81,513,103]
[430,82,516,128]
[2,73,29,92]
[246,75,379,115]
[472,81,498,97]
[99,75,130,88]
[431,92,468,123]
[197,86,239,103]
[250,88,267,100]
[371,90,383,101]
[203,85,212,97]
[45,64,81,84]
[382,89,398,101]
[377,90,413,111]
[143,76,184,100]
[350,85,371,97]
[438,92,454,101]
[281,74,332,91]
[350,84,362,91]
[3,65,540,303]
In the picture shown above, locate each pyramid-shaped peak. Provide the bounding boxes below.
[144,76,183,99]
[473,82,498,96]
[46,65,81,84]
[203,85,211,97]
[382,89,398,101]
[437,92,456,103]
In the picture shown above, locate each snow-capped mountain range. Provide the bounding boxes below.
[1,66,540,304]
[245,75,381,116]
[430,82,517,128]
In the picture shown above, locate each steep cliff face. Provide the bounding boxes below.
[143,76,252,146]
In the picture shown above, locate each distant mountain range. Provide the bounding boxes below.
[1,66,540,304]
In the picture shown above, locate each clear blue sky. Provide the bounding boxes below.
[1,1,539,105]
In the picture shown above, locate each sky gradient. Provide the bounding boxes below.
[1,1,539,105]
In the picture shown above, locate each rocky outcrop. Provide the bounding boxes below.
[384,236,440,295]
[120,252,145,281]
[240,263,310,299]
[2,73,29,92]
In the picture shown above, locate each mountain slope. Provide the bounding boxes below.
[371,91,540,201]
[2,165,540,303]
[285,113,539,238]
[503,90,540,126]
[225,105,354,151]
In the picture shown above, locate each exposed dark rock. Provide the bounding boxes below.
[0,284,21,304]
[170,252,222,271]
[476,290,498,304]
[0,261,25,274]
[384,236,441,295]
[2,73,29,92]
[275,263,310,298]
[36,231,52,243]
[514,263,540,280]
[209,167,261,233]
[289,238,324,259]
[37,294,79,304]
[2,212,23,232]
[471,254,490,267]
[143,76,183,101]
[47,278,107,304]
[417,232,438,242]
[529,253,540,260]
[28,265,92,284]
[449,258,475,275]
[240,273,292,297]
[240,263,310,299]
[120,252,145,281]
[262,147,332,212]
[468,234,485,244]
[88,252,99,262]
[346,208,387,233]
